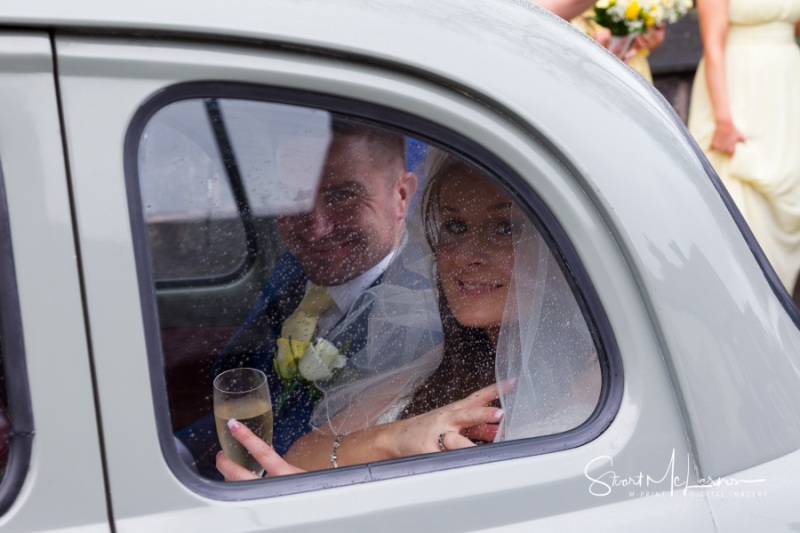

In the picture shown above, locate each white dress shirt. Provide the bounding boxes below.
[315,250,396,337]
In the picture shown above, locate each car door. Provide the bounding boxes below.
[50,22,728,531]
[0,31,110,532]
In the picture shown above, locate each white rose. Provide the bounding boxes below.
[297,338,347,381]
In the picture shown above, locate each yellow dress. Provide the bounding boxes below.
[688,0,800,291]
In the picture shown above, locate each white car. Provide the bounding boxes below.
[0,1,799,531]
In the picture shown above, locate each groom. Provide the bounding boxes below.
[176,119,417,475]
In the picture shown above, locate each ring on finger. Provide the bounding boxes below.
[438,432,447,451]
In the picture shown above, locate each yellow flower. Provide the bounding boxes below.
[274,337,309,379]
[625,1,642,19]
[644,13,655,26]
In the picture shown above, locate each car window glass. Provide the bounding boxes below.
[140,99,248,283]
[0,161,33,511]
[134,96,604,485]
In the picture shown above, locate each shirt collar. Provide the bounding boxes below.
[326,249,396,314]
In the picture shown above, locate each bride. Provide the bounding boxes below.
[217,149,601,480]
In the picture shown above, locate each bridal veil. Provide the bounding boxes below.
[311,149,601,441]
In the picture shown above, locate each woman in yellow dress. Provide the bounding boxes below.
[688,0,800,292]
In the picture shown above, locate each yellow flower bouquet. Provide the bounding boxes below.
[593,0,692,36]
[592,0,692,58]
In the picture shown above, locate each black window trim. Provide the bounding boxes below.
[0,159,35,515]
[124,81,623,501]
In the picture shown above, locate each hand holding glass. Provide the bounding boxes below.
[213,368,273,475]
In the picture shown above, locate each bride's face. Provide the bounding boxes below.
[434,170,515,340]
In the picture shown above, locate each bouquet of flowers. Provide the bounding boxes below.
[593,0,693,36]
[592,0,693,57]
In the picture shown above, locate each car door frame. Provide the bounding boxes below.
[56,31,715,532]
[0,29,110,532]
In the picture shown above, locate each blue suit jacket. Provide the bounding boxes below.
[176,252,373,477]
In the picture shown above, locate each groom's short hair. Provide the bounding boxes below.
[332,117,407,176]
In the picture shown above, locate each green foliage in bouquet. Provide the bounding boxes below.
[593,0,693,37]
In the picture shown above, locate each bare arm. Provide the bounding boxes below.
[216,382,506,480]
[697,0,745,154]
[285,383,504,470]
[533,0,596,21]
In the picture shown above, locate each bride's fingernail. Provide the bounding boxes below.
[227,419,241,431]
[493,409,504,420]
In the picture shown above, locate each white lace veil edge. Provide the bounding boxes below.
[495,207,601,441]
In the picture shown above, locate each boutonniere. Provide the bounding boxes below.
[273,336,350,414]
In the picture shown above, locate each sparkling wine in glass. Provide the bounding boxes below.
[213,367,273,475]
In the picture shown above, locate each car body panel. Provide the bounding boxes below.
[707,447,800,530]
[3,0,798,476]
[54,34,710,531]
[0,31,109,532]
[0,1,796,531]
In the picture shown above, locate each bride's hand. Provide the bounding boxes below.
[386,381,511,456]
[216,419,306,481]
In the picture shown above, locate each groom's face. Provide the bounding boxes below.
[277,132,415,287]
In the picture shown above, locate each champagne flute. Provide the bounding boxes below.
[213,367,273,475]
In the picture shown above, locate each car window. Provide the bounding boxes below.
[131,89,613,493]
[0,161,33,513]
[141,99,253,285]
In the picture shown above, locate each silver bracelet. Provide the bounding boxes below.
[331,433,347,469]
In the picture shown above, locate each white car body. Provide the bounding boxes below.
[0,1,798,531]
